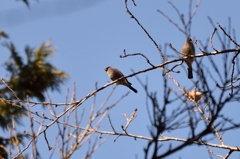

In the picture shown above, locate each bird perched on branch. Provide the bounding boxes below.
[182,38,195,79]
[187,90,208,102]
[105,66,138,93]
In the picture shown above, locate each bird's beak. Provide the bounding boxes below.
[105,67,108,72]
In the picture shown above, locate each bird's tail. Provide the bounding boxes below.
[129,86,138,93]
[188,67,193,79]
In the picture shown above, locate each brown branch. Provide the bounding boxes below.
[114,109,137,142]
[125,0,165,61]
[44,130,52,150]
[229,52,240,96]
[0,78,21,101]
[108,115,116,133]
[120,49,155,67]
[217,22,240,47]
[210,28,218,52]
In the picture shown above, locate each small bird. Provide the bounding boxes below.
[182,38,195,79]
[187,90,208,102]
[105,66,138,93]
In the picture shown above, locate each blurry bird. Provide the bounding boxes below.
[187,90,208,102]
[105,66,138,93]
[182,38,195,79]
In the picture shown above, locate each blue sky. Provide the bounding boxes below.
[0,0,240,158]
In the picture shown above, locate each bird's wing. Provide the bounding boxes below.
[125,78,132,85]
[114,68,125,77]
[113,68,132,85]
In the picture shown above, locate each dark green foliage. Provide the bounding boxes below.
[0,37,68,157]
[2,41,68,101]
